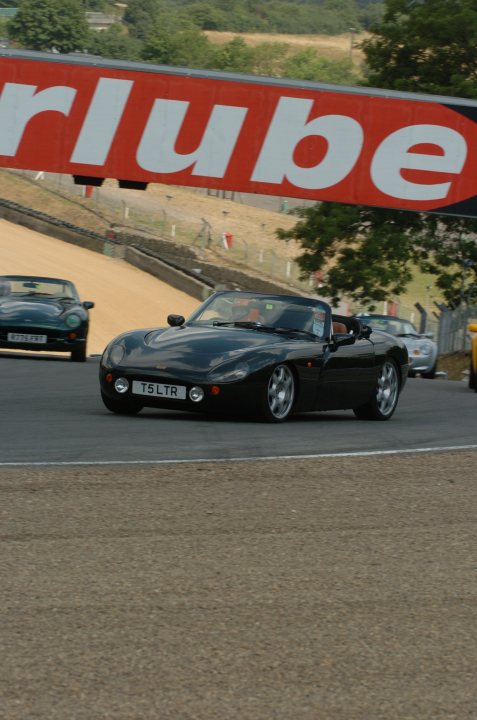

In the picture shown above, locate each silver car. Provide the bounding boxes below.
[356,313,438,379]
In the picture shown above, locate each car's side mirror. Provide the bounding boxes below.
[333,332,356,348]
[468,323,477,333]
[423,331,434,339]
[83,301,95,309]
[167,314,185,327]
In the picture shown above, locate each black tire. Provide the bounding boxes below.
[469,359,477,391]
[421,362,437,379]
[101,390,143,415]
[354,359,400,421]
[71,344,86,362]
[259,364,295,422]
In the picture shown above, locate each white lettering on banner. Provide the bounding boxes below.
[70,78,133,165]
[0,75,473,204]
[251,97,364,189]
[0,83,76,156]
[371,124,467,200]
[136,99,248,176]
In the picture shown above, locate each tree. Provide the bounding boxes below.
[277,203,477,309]
[277,203,418,309]
[215,36,254,73]
[187,2,228,30]
[7,0,90,53]
[278,0,477,308]
[283,48,357,84]
[122,0,163,40]
[84,0,108,9]
[362,0,477,97]
[88,24,143,61]
[142,27,214,68]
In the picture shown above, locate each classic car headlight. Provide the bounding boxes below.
[109,344,126,365]
[114,377,129,393]
[65,313,81,328]
[415,341,433,354]
[208,361,250,382]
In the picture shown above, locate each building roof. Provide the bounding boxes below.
[0,8,18,18]
[85,12,116,30]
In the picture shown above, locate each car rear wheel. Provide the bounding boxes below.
[71,344,87,362]
[354,359,400,421]
[260,364,295,422]
[101,390,143,415]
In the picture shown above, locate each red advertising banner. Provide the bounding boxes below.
[2,50,477,216]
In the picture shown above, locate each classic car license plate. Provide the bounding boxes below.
[7,332,47,344]
[132,380,186,399]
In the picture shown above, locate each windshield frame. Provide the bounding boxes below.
[361,315,419,337]
[0,275,79,302]
[187,290,332,340]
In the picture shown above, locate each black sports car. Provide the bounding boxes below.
[99,290,409,422]
[0,275,94,362]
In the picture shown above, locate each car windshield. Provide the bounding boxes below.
[188,291,330,338]
[365,317,419,336]
[0,276,77,301]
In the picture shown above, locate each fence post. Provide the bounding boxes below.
[414,302,427,333]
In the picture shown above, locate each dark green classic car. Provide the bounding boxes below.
[0,275,94,362]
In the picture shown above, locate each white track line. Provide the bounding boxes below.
[1,443,477,466]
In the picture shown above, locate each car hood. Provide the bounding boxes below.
[398,335,434,348]
[117,325,294,376]
[0,298,74,322]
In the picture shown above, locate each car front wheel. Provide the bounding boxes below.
[470,358,477,392]
[260,364,295,422]
[421,362,437,379]
[101,390,143,415]
[354,359,400,421]
[71,344,87,362]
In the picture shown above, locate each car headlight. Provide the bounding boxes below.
[416,341,433,353]
[109,344,125,366]
[65,313,81,328]
[208,361,250,383]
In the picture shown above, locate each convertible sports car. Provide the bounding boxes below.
[355,313,439,379]
[100,290,409,422]
[0,275,94,362]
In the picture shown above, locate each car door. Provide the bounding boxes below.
[315,336,376,410]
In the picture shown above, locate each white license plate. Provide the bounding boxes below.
[8,332,47,344]
[132,380,186,400]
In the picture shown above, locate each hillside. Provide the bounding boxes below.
[0,169,307,290]
[0,168,441,315]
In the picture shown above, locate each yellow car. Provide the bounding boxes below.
[469,323,477,392]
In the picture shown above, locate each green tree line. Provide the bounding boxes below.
[123,0,383,37]
[5,0,371,84]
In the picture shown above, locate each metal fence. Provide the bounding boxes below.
[435,304,477,354]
